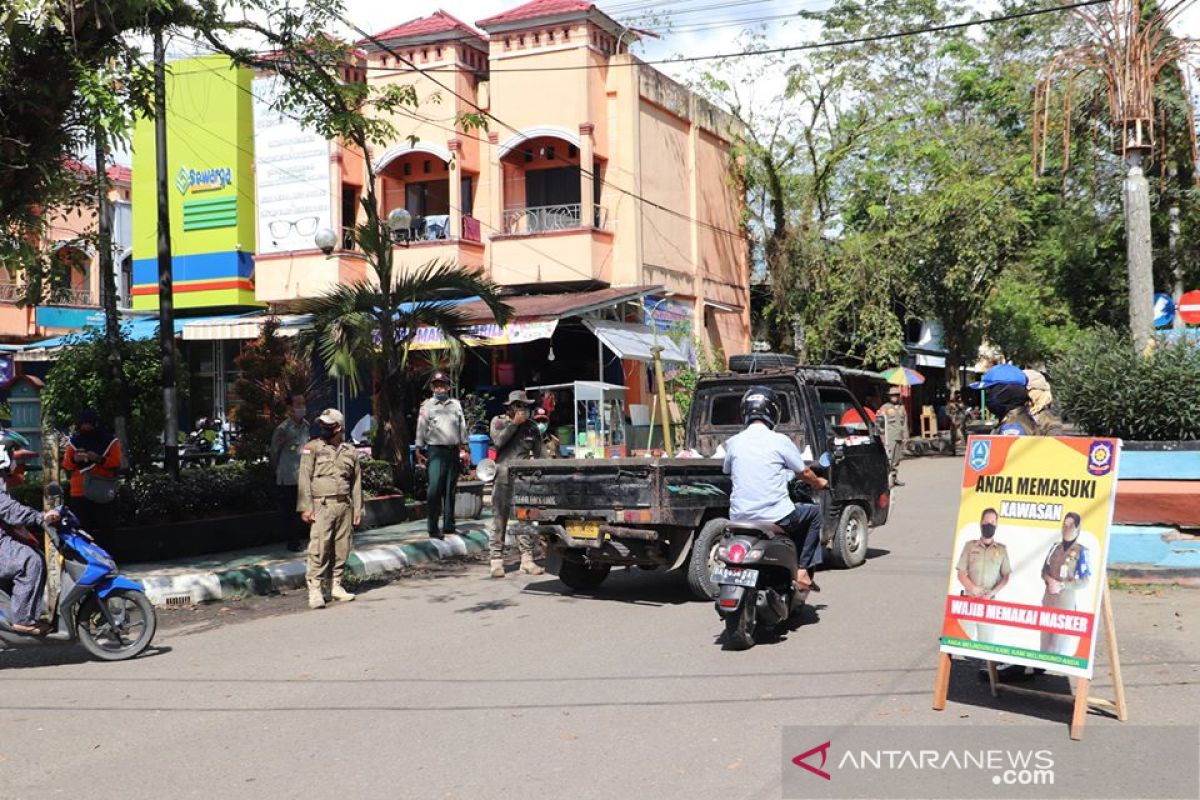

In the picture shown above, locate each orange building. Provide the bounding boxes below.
[0,162,133,345]
[253,1,750,366]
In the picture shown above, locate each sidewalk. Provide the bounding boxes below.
[127,516,493,606]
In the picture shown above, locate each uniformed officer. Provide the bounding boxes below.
[533,407,560,458]
[877,387,908,486]
[298,408,364,610]
[488,390,544,578]
[270,393,310,552]
[1023,369,1065,436]
[416,372,467,540]
[955,507,1011,642]
[1041,512,1091,655]
[970,363,1039,436]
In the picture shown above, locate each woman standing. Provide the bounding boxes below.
[61,408,123,546]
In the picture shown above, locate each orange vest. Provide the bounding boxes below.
[62,437,123,498]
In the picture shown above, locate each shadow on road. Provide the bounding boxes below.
[521,568,697,607]
[0,644,173,670]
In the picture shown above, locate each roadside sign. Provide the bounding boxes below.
[940,436,1121,679]
[1180,290,1200,325]
[1153,293,1175,328]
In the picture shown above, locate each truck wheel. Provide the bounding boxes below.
[728,353,798,373]
[827,504,869,569]
[558,560,611,591]
[686,518,728,600]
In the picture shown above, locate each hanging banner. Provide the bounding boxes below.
[252,75,333,255]
[940,436,1121,679]
[405,320,558,350]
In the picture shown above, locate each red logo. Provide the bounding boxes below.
[792,741,832,780]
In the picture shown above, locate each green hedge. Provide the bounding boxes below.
[1052,328,1200,441]
[14,458,404,528]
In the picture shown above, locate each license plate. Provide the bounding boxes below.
[712,566,758,587]
[565,521,601,540]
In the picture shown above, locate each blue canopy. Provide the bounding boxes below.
[20,313,256,352]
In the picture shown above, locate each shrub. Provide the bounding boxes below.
[362,459,400,497]
[41,328,183,467]
[1052,328,1200,441]
[116,461,276,526]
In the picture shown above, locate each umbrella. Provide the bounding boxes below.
[881,366,925,386]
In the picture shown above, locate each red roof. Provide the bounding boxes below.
[476,0,596,28]
[62,159,132,184]
[369,10,484,43]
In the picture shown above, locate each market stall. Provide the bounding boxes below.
[528,381,627,458]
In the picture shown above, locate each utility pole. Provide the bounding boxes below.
[94,125,131,466]
[153,28,179,477]
[1168,164,1184,331]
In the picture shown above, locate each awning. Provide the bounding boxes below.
[15,313,254,361]
[583,319,688,363]
[182,313,311,341]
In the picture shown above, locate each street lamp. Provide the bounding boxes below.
[387,207,413,247]
[314,228,338,256]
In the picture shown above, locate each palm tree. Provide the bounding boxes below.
[1034,0,1198,349]
[298,257,511,489]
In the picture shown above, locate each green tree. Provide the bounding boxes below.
[41,329,183,467]
[983,267,1081,366]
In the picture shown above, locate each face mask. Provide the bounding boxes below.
[293,406,307,419]
[433,389,449,400]
[536,422,548,435]
[319,426,337,441]
[980,523,997,539]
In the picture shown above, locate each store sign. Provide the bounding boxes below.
[253,75,333,255]
[175,165,233,195]
[940,436,1120,679]
[643,296,693,332]
[35,306,106,330]
[406,320,558,350]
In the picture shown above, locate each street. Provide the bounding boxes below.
[1,456,1197,800]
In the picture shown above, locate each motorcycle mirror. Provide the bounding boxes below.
[818,452,832,469]
[476,458,497,483]
[45,481,64,498]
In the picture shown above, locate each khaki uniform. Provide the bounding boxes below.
[298,438,364,596]
[877,401,907,482]
[955,538,1011,641]
[1041,538,1090,655]
[1032,404,1065,436]
[489,414,544,560]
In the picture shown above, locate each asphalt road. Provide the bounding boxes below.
[1,456,1197,800]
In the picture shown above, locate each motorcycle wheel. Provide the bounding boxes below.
[723,590,757,651]
[76,589,157,661]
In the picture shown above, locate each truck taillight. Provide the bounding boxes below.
[622,510,652,523]
[516,507,539,520]
[878,493,889,509]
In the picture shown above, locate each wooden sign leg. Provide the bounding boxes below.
[1070,677,1090,741]
[932,652,952,711]
[986,661,999,698]
[1101,588,1129,722]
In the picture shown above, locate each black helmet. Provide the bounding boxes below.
[741,385,780,429]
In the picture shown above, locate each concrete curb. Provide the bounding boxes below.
[140,529,490,606]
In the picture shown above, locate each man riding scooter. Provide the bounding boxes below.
[0,434,61,635]
[722,386,828,592]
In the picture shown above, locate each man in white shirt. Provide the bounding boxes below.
[723,385,829,591]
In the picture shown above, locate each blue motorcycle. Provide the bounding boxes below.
[0,485,156,661]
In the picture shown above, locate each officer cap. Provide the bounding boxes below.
[317,408,345,427]
[430,371,451,387]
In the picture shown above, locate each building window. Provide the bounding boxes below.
[405,180,450,218]
[403,162,411,176]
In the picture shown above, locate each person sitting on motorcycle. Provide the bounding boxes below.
[0,435,61,635]
[722,386,829,592]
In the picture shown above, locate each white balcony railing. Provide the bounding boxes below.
[502,204,608,235]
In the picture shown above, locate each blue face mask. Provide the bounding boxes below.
[433,389,449,400]
[536,422,548,435]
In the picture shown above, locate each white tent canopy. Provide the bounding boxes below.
[582,319,688,364]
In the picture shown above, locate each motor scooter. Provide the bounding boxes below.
[711,453,830,650]
[0,483,157,661]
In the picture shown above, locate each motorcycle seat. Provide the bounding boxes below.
[726,521,785,537]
